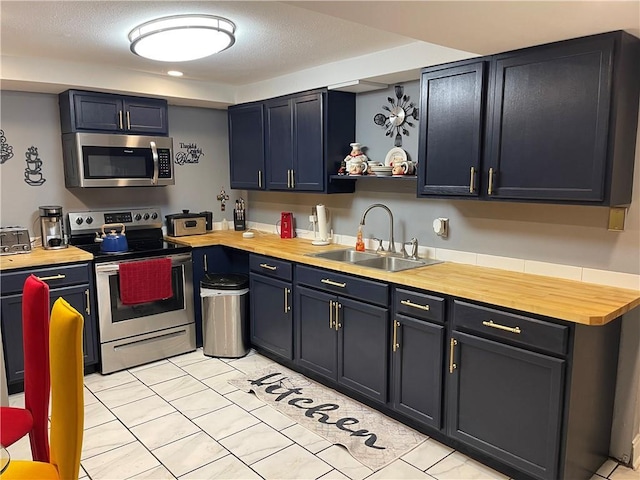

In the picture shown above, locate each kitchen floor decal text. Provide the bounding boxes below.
[249,371,385,450]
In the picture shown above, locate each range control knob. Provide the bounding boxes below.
[134,214,142,221]
[86,217,93,225]
[22,244,30,250]
[1,246,9,253]
[75,217,84,225]
[143,213,150,220]
[151,212,158,220]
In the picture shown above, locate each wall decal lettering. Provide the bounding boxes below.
[1,130,14,164]
[175,141,204,165]
[24,146,46,186]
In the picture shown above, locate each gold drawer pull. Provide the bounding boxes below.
[259,263,277,271]
[469,166,476,193]
[36,274,66,281]
[329,300,334,329]
[85,289,90,315]
[449,338,458,373]
[482,320,521,334]
[321,278,346,288]
[335,302,341,330]
[284,288,290,313]
[488,167,495,195]
[400,299,430,311]
[392,320,400,352]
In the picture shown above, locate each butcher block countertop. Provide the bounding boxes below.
[0,246,93,271]
[168,230,640,327]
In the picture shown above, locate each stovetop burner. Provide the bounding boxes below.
[67,207,191,263]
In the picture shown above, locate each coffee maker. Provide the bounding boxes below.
[39,205,67,250]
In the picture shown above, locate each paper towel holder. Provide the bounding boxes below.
[312,204,331,246]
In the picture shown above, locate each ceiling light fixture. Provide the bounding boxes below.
[128,14,236,62]
[167,70,184,77]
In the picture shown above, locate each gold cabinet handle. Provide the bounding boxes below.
[482,320,521,334]
[36,274,66,281]
[335,302,341,330]
[488,167,494,195]
[259,263,277,271]
[287,169,291,188]
[321,278,346,288]
[449,338,458,373]
[329,300,334,329]
[203,254,208,272]
[126,111,131,130]
[291,169,295,189]
[258,170,263,188]
[469,166,476,193]
[284,288,290,313]
[118,110,123,129]
[85,289,90,315]
[400,299,430,311]
[392,320,400,352]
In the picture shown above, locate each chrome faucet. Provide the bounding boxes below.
[360,203,396,254]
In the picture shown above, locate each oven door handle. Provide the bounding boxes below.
[150,141,159,185]
[96,265,120,274]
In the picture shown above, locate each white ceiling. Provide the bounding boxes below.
[1,1,639,108]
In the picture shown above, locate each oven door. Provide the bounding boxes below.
[95,253,194,343]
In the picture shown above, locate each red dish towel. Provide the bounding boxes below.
[119,258,173,305]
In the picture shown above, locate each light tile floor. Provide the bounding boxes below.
[6,349,637,480]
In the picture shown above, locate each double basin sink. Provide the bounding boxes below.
[308,248,441,273]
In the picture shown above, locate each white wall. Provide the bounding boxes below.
[0,91,242,230]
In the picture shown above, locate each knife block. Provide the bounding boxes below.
[233,211,246,231]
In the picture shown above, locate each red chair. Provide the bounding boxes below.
[0,274,50,462]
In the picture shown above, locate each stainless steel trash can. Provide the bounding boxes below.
[200,273,250,358]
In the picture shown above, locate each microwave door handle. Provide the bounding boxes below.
[150,141,159,185]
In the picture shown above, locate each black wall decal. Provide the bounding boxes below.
[24,146,46,186]
[1,130,14,164]
[175,141,204,165]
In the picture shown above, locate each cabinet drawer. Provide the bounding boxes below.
[453,300,569,355]
[296,265,388,307]
[394,288,445,324]
[249,254,292,281]
[1,263,91,295]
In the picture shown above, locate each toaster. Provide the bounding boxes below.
[0,227,32,255]
[165,211,207,237]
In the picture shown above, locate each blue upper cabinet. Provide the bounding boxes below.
[59,89,169,136]
[418,31,640,206]
[229,103,266,190]
[230,88,356,194]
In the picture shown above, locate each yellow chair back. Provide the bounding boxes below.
[2,297,84,480]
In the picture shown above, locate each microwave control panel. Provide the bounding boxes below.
[158,149,172,178]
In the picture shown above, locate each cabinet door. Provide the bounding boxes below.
[292,93,324,191]
[229,104,266,190]
[294,285,337,381]
[50,285,97,367]
[338,297,389,404]
[1,294,25,384]
[124,98,168,135]
[73,93,123,132]
[249,274,292,360]
[447,331,565,480]
[391,315,444,429]
[265,99,293,190]
[418,61,485,197]
[485,36,613,201]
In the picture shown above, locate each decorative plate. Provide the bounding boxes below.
[384,147,407,167]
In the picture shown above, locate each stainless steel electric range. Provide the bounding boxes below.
[68,207,195,374]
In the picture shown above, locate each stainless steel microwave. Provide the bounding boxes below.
[62,132,174,187]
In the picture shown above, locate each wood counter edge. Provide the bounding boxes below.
[0,245,93,271]
[166,232,640,327]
